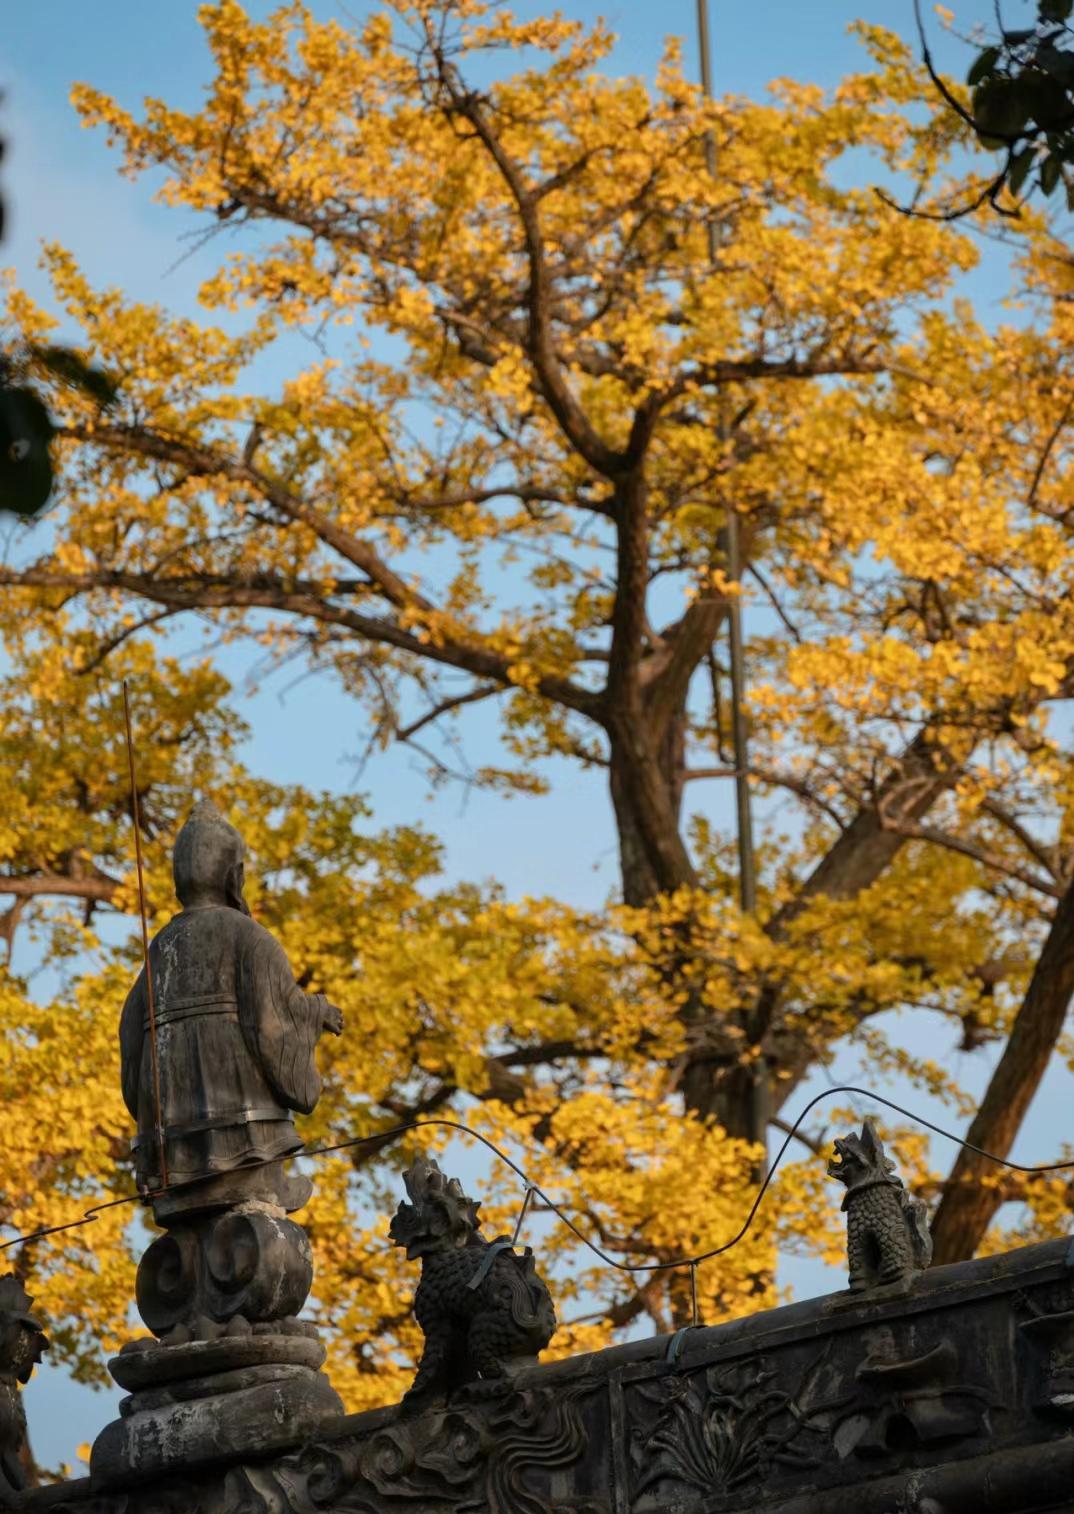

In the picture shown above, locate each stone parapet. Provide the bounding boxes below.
[16,1234,1074,1514]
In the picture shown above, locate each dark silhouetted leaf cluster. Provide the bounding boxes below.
[0,125,117,517]
[963,1,1074,207]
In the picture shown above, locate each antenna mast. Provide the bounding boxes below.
[694,1,767,1167]
[122,681,168,1192]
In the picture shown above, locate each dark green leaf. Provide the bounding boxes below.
[1009,145,1037,193]
[1025,69,1073,126]
[1036,43,1074,84]
[1040,0,1074,22]
[30,345,118,409]
[968,46,1001,86]
[1041,151,1063,192]
[974,77,1033,139]
[0,387,53,517]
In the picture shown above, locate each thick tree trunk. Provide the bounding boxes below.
[606,709,695,906]
[929,876,1074,1264]
[608,698,760,1140]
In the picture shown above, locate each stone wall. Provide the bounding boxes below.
[19,1234,1074,1514]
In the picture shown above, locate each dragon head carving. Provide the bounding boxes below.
[389,1156,483,1260]
[827,1119,898,1195]
[0,1276,45,1385]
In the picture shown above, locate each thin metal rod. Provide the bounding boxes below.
[512,1184,534,1247]
[690,1262,700,1327]
[122,681,168,1190]
[725,521,756,918]
[695,0,766,1163]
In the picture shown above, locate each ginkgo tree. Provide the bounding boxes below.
[2,0,1074,1418]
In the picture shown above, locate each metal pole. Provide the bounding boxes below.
[123,680,168,1192]
[694,0,767,1164]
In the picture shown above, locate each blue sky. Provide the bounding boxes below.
[0,0,1060,1476]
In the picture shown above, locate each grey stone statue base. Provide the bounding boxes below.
[90,1334,343,1485]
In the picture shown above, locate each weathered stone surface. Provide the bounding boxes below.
[118,800,343,1221]
[109,1334,325,1393]
[828,1118,933,1293]
[0,1276,45,1499]
[389,1155,557,1405]
[136,1211,315,1335]
[89,1369,342,1486]
[28,1235,1074,1514]
[89,801,346,1486]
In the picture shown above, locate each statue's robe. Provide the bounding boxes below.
[120,905,330,1191]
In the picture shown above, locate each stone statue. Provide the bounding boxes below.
[119,798,342,1217]
[0,1277,45,1497]
[390,1155,556,1405]
[828,1119,933,1293]
[92,800,345,1485]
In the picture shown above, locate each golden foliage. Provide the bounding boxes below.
[0,0,1072,1409]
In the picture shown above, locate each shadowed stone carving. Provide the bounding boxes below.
[55,1384,603,1514]
[828,1330,991,1459]
[389,1156,556,1406]
[34,1236,1074,1514]
[0,1276,45,1498]
[628,1353,827,1508]
[1018,1276,1074,1419]
[828,1119,932,1293]
[90,800,344,1485]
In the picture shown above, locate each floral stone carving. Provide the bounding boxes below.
[628,1354,827,1509]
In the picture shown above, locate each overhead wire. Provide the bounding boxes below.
[2,1084,1071,1286]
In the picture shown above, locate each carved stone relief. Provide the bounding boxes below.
[824,1330,992,1460]
[57,1384,604,1514]
[1018,1278,1074,1420]
[626,1353,828,1510]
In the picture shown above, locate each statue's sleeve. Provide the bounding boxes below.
[235,924,326,1114]
[119,970,146,1121]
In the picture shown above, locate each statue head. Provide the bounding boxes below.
[173,799,250,915]
[827,1119,899,1194]
[389,1156,482,1260]
[0,1277,46,1384]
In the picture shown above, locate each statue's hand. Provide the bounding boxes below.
[323,1002,344,1037]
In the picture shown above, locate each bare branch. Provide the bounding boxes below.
[879,817,1062,898]
[431,64,625,478]
[396,683,500,742]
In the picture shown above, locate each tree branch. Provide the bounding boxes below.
[432,62,625,478]
[878,817,1063,899]
[0,566,601,718]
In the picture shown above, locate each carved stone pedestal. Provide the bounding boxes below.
[92,1332,341,1482]
[90,1200,343,1483]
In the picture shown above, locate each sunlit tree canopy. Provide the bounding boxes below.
[2,0,1074,1419]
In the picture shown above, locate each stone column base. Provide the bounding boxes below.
[90,1334,343,1484]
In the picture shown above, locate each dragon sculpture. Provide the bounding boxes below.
[390,1156,556,1404]
[828,1120,933,1293]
